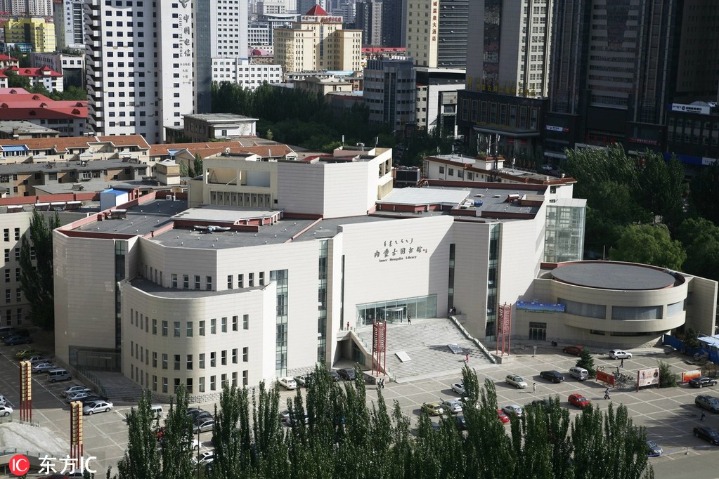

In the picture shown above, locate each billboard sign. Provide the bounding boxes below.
[637,367,660,387]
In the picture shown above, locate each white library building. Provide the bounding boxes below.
[52,146,717,400]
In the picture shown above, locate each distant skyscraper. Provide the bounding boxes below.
[364,57,416,129]
[545,0,684,157]
[356,0,382,46]
[465,0,552,97]
[381,0,403,47]
[405,0,467,68]
[8,0,52,16]
[55,0,84,49]
[84,0,195,142]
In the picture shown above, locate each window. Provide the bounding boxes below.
[259,272,265,286]
[162,353,168,369]
[221,374,228,387]
[174,354,180,370]
[162,320,168,336]
[3,229,7,241]
[221,350,227,365]
[162,377,168,394]
[171,274,177,288]
[227,275,233,289]
[243,347,248,362]
[232,348,238,364]
[221,317,227,333]
[174,378,180,393]
[14,228,20,240]
[199,320,205,336]
[206,276,212,290]
[211,318,216,334]
[183,274,189,289]
[4,250,8,262]
[152,319,157,334]
[232,316,238,331]
[194,275,200,289]
[232,372,238,387]
[238,274,243,288]
[210,375,216,391]
[242,370,248,387]
[199,353,205,368]
[186,354,193,370]
[186,378,193,394]
[210,352,216,367]
[186,321,193,336]
[173,321,180,337]
[243,314,249,330]
[152,375,157,392]
[152,352,157,367]
[199,376,205,393]
[249,273,254,287]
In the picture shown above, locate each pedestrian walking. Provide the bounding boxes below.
[465,353,470,363]
[620,358,624,368]
[604,387,611,400]
[701,411,706,422]
[346,321,350,331]
[532,382,536,393]
[407,315,411,325]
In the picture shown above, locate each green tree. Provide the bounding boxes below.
[158,385,194,479]
[576,349,597,378]
[608,224,686,270]
[4,69,31,89]
[690,161,719,224]
[676,217,719,281]
[20,211,60,330]
[657,361,678,388]
[115,390,160,479]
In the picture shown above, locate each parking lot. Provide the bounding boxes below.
[1,340,719,478]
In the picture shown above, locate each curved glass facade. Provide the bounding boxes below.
[558,298,606,319]
[611,305,663,320]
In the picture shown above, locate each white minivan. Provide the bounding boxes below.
[150,404,164,418]
[569,366,588,381]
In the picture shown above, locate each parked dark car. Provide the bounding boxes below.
[695,395,719,413]
[646,440,663,457]
[338,368,357,381]
[693,426,719,445]
[328,370,342,382]
[454,415,467,431]
[540,370,565,383]
[689,377,718,388]
[4,335,32,345]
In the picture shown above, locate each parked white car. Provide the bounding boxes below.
[609,350,632,360]
[451,382,466,396]
[66,391,91,403]
[63,385,91,397]
[505,374,528,389]
[83,401,113,415]
[278,377,297,390]
[0,405,12,416]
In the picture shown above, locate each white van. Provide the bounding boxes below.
[47,369,71,383]
[150,404,164,418]
[569,366,588,381]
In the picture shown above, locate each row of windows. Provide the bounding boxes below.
[3,308,23,326]
[129,343,249,369]
[130,367,248,394]
[5,288,22,303]
[130,310,250,336]
[2,228,20,241]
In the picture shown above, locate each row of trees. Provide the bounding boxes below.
[563,145,719,280]
[112,366,653,479]
[210,82,455,164]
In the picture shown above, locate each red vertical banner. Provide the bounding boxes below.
[495,304,512,356]
[372,321,387,376]
[19,361,32,422]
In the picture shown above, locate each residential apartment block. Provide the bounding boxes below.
[211,58,283,91]
[273,5,362,73]
[4,16,57,53]
[84,0,195,142]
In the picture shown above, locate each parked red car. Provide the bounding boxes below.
[568,393,591,409]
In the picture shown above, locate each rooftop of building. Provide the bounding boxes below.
[549,261,679,290]
[0,120,59,137]
[3,65,62,77]
[128,277,266,299]
[73,199,187,236]
[0,88,87,120]
[0,157,149,174]
[183,113,259,123]
[0,133,149,153]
